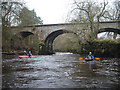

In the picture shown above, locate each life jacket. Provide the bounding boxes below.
[88,56,91,59]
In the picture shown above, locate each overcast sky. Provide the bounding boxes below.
[25,0,73,24]
[25,0,115,24]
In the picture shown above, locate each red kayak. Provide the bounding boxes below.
[18,56,37,59]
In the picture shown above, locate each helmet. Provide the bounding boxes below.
[24,51,26,52]
[89,52,92,54]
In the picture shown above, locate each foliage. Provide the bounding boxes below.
[1,2,43,27]
[2,1,43,53]
[39,42,45,46]
[1,1,23,52]
[83,39,120,57]
[18,7,43,26]
[53,34,80,52]
[2,27,13,52]
[10,34,40,53]
[32,26,36,31]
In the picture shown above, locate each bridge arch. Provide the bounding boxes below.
[97,28,120,39]
[20,31,34,38]
[44,29,76,53]
[98,28,120,34]
[11,31,38,50]
[11,31,34,46]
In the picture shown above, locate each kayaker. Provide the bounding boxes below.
[86,52,94,60]
[24,51,28,55]
[28,51,32,58]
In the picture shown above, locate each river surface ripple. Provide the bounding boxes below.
[2,52,120,88]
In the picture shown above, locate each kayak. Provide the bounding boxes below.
[85,58,100,64]
[85,58,94,61]
[18,56,37,59]
[79,57,101,65]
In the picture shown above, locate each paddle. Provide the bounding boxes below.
[95,58,100,60]
[78,57,101,64]
[94,58,101,64]
[95,61,100,64]
[79,57,83,60]
[78,57,100,60]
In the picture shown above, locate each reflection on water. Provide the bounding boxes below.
[2,53,120,88]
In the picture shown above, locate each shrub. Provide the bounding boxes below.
[83,39,120,57]
[39,42,45,46]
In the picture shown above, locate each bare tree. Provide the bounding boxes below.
[68,0,109,39]
[1,1,24,27]
[105,0,120,21]
[99,0,120,39]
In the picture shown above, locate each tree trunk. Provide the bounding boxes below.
[113,32,117,39]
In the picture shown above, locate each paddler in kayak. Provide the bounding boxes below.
[24,51,32,58]
[85,52,94,61]
[28,51,32,58]
[24,51,28,55]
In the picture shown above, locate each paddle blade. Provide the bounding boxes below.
[95,61,100,64]
[95,58,100,60]
[79,57,83,60]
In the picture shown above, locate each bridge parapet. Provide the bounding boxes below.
[10,21,120,40]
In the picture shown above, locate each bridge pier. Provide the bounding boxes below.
[38,44,55,55]
[44,43,55,55]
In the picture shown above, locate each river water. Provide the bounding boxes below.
[2,52,120,88]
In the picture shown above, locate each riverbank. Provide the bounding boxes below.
[2,49,39,55]
[2,38,120,58]
[80,39,120,58]
[2,51,25,55]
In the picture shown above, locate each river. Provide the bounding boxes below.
[2,52,120,88]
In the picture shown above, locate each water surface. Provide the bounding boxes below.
[2,52,120,88]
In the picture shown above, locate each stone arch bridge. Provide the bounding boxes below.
[10,21,120,54]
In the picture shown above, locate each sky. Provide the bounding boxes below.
[25,0,73,24]
[25,0,116,24]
